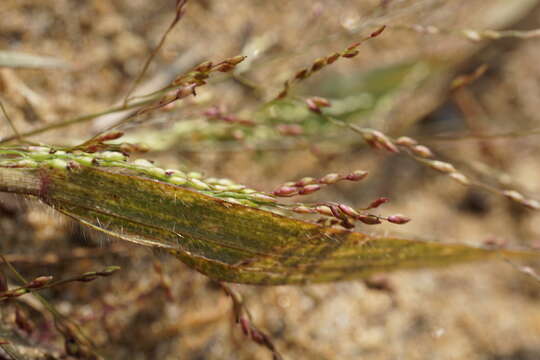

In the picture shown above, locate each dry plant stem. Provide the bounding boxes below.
[97,55,246,137]
[3,245,126,265]
[0,266,120,302]
[392,23,540,41]
[122,0,189,106]
[425,128,540,141]
[0,53,242,145]
[0,100,22,143]
[0,150,538,285]
[0,97,156,145]
[0,254,101,359]
[220,283,283,360]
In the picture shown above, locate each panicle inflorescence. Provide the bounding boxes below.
[126,55,247,119]
[0,143,280,210]
[290,199,410,229]
[276,26,385,99]
[272,170,368,197]
[300,95,540,211]
[272,171,410,229]
[0,142,411,230]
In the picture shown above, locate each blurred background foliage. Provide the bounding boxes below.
[1,0,540,359]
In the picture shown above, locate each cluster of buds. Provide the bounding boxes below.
[221,283,283,360]
[0,146,281,209]
[0,266,119,302]
[0,276,53,300]
[394,136,470,186]
[502,190,540,210]
[395,136,540,209]
[75,131,149,155]
[292,199,410,229]
[137,83,198,116]
[272,170,368,197]
[203,106,255,126]
[136,55,247,117]
[305,96,331,114]
[173,55,247,88]
[276,26,385,99]
[362,129,399,153]
[395,136,433,157]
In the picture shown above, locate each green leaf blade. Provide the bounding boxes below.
[2,163,537,285]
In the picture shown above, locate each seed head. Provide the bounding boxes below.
[319,173,341,184]
[147,167,167,178]
[194,61,213,72]
[99,151,126,161]
[133,159,154,167]
[170,176,187,185]
[326,52,340,64]
[387,214,411,224]
[315,205,334,217]
[292,206,315,214]
[411,145,433,158]
[522,199,540,210]
[502,190,525,202]
[395,136,418,147]
[296,177,316,187]
[449,172,470,186]
[310,96,331,108]
[428,160,456,174]
[342,49,360,58]
[27,276,53,288]
[338,204,359,217]
[272,186,298,197]
[93,131,124,143]
[311,58,326,72]
[215,63,235,72]
[346,170,368,181]
[357,215,382,225]
[226,55,247,66]
[371,130,399,153]
[295,69,309,80]
[367,197,389,209]
[188,171,203,179]
[189,178,211,190]
[298,184,321,195]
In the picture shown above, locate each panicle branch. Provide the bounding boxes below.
[220,283,283,360]
[0,266,120,302]
[275,26,385,99]
[395,23,540,42]
[302,96,540,211]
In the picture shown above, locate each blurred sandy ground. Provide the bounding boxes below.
[1,1,540,359]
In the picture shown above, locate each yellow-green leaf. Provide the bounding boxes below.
[0,160,537,285]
